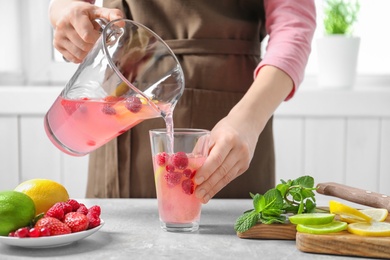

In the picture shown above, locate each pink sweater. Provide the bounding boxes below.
[255,0,316,100]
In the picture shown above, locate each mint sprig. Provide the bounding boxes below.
[234,175,317,233]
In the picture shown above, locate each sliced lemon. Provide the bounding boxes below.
[329,200,372,223]
[348,222,390,237]
[289,213,335,225]
[340,208,389,223]
[360,208,388,222]
[297,221,348,234]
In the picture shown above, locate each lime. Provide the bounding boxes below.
[289,213,335,225]
[329,200,372,223]
[348,222,390,237]
[0,190,36,236]
[296,221,348,234]
[15,179,69,215]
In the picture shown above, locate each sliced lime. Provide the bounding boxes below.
[296,221,348,234]
[289,213,335,225]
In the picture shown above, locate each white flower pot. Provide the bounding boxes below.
[317,36,360,88]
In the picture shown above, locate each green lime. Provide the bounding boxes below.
[296,221,348,234]
[0,190,36,236]
[289,213,335,225]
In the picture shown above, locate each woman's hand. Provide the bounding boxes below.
[194,110,260,203]
[49,0,123,63]
[194,65,294,203]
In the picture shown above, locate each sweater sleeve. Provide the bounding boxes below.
[254,0,316,100]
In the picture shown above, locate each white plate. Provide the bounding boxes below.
[0,219,104,248]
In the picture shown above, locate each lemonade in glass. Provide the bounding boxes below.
[149,128,210,232]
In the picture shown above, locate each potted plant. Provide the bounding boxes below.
[317,0,360,88]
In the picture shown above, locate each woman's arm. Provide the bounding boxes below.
[194,1,316,203]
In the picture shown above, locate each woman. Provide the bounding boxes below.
[49,0,316,203]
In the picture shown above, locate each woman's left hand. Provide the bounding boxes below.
[194,110,260,203]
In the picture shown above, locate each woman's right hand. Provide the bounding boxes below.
[49,0,123,63]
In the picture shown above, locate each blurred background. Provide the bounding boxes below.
[0,0,389,198]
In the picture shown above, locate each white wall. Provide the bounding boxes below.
[1,87,389,198]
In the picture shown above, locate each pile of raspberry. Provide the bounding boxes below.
[9,199,102,238]
[157,151,196,195]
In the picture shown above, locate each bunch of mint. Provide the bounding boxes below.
[234,175,317,233]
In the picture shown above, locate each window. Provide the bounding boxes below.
[1,0,389,87]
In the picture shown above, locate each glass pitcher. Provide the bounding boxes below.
[44,19,184,156]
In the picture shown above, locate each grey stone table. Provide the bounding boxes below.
[0,199,370,260]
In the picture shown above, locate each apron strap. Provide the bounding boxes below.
[165,39,260,56]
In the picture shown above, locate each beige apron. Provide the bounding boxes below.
[87,0,275,198]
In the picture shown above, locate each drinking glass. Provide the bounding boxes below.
[149,128,210,232]
[44,19,184,156]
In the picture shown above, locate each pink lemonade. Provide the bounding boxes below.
[45,95,162,156]
[152,152,206,225]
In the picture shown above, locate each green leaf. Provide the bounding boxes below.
[276,183,289,197]
[234,210,260,233]
[293,176,314,188]
[323,0,360,35]
[305,199,317,213]
[252,193,264,213]
[263,188,284,210]
[260,214,286,224]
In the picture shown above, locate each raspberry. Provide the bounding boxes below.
[46,203,65,220]
[61,99,81,115]
[77,204,89,215]
[59,202,73,214]
[164,171,182,187]
[88,205,101,217]
[86,213,101,229]
[8,231,15,237]
[182,179,195,195]
[165,164,175,173]
[28,227,41,238]
[183,169,196,179]
[39,227,51,237]
[15,227,29,238]
[64,212,89,233]
[171,151,188,170]
[102,104,116,115]
[67,199,80,211]
[156,152,169,166]
[125,96,142,113]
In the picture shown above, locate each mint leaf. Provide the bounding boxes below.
[235,175,318,232]
[252,193,264,213]
[263,188,284,210]
[293,176,314,188]
[234,210,259,232]
[276,183,289,197]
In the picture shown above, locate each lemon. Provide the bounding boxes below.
[289,213,335,225]
[348,222,390,237]
[340,208,389,223]
[14,179,69,215]
[296,221,348,234]
[329,200,372,223]
[0,190,36,236]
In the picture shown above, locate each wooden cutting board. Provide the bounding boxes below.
[237,216,390,259]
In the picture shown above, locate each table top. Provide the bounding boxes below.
[0,198,366,260]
